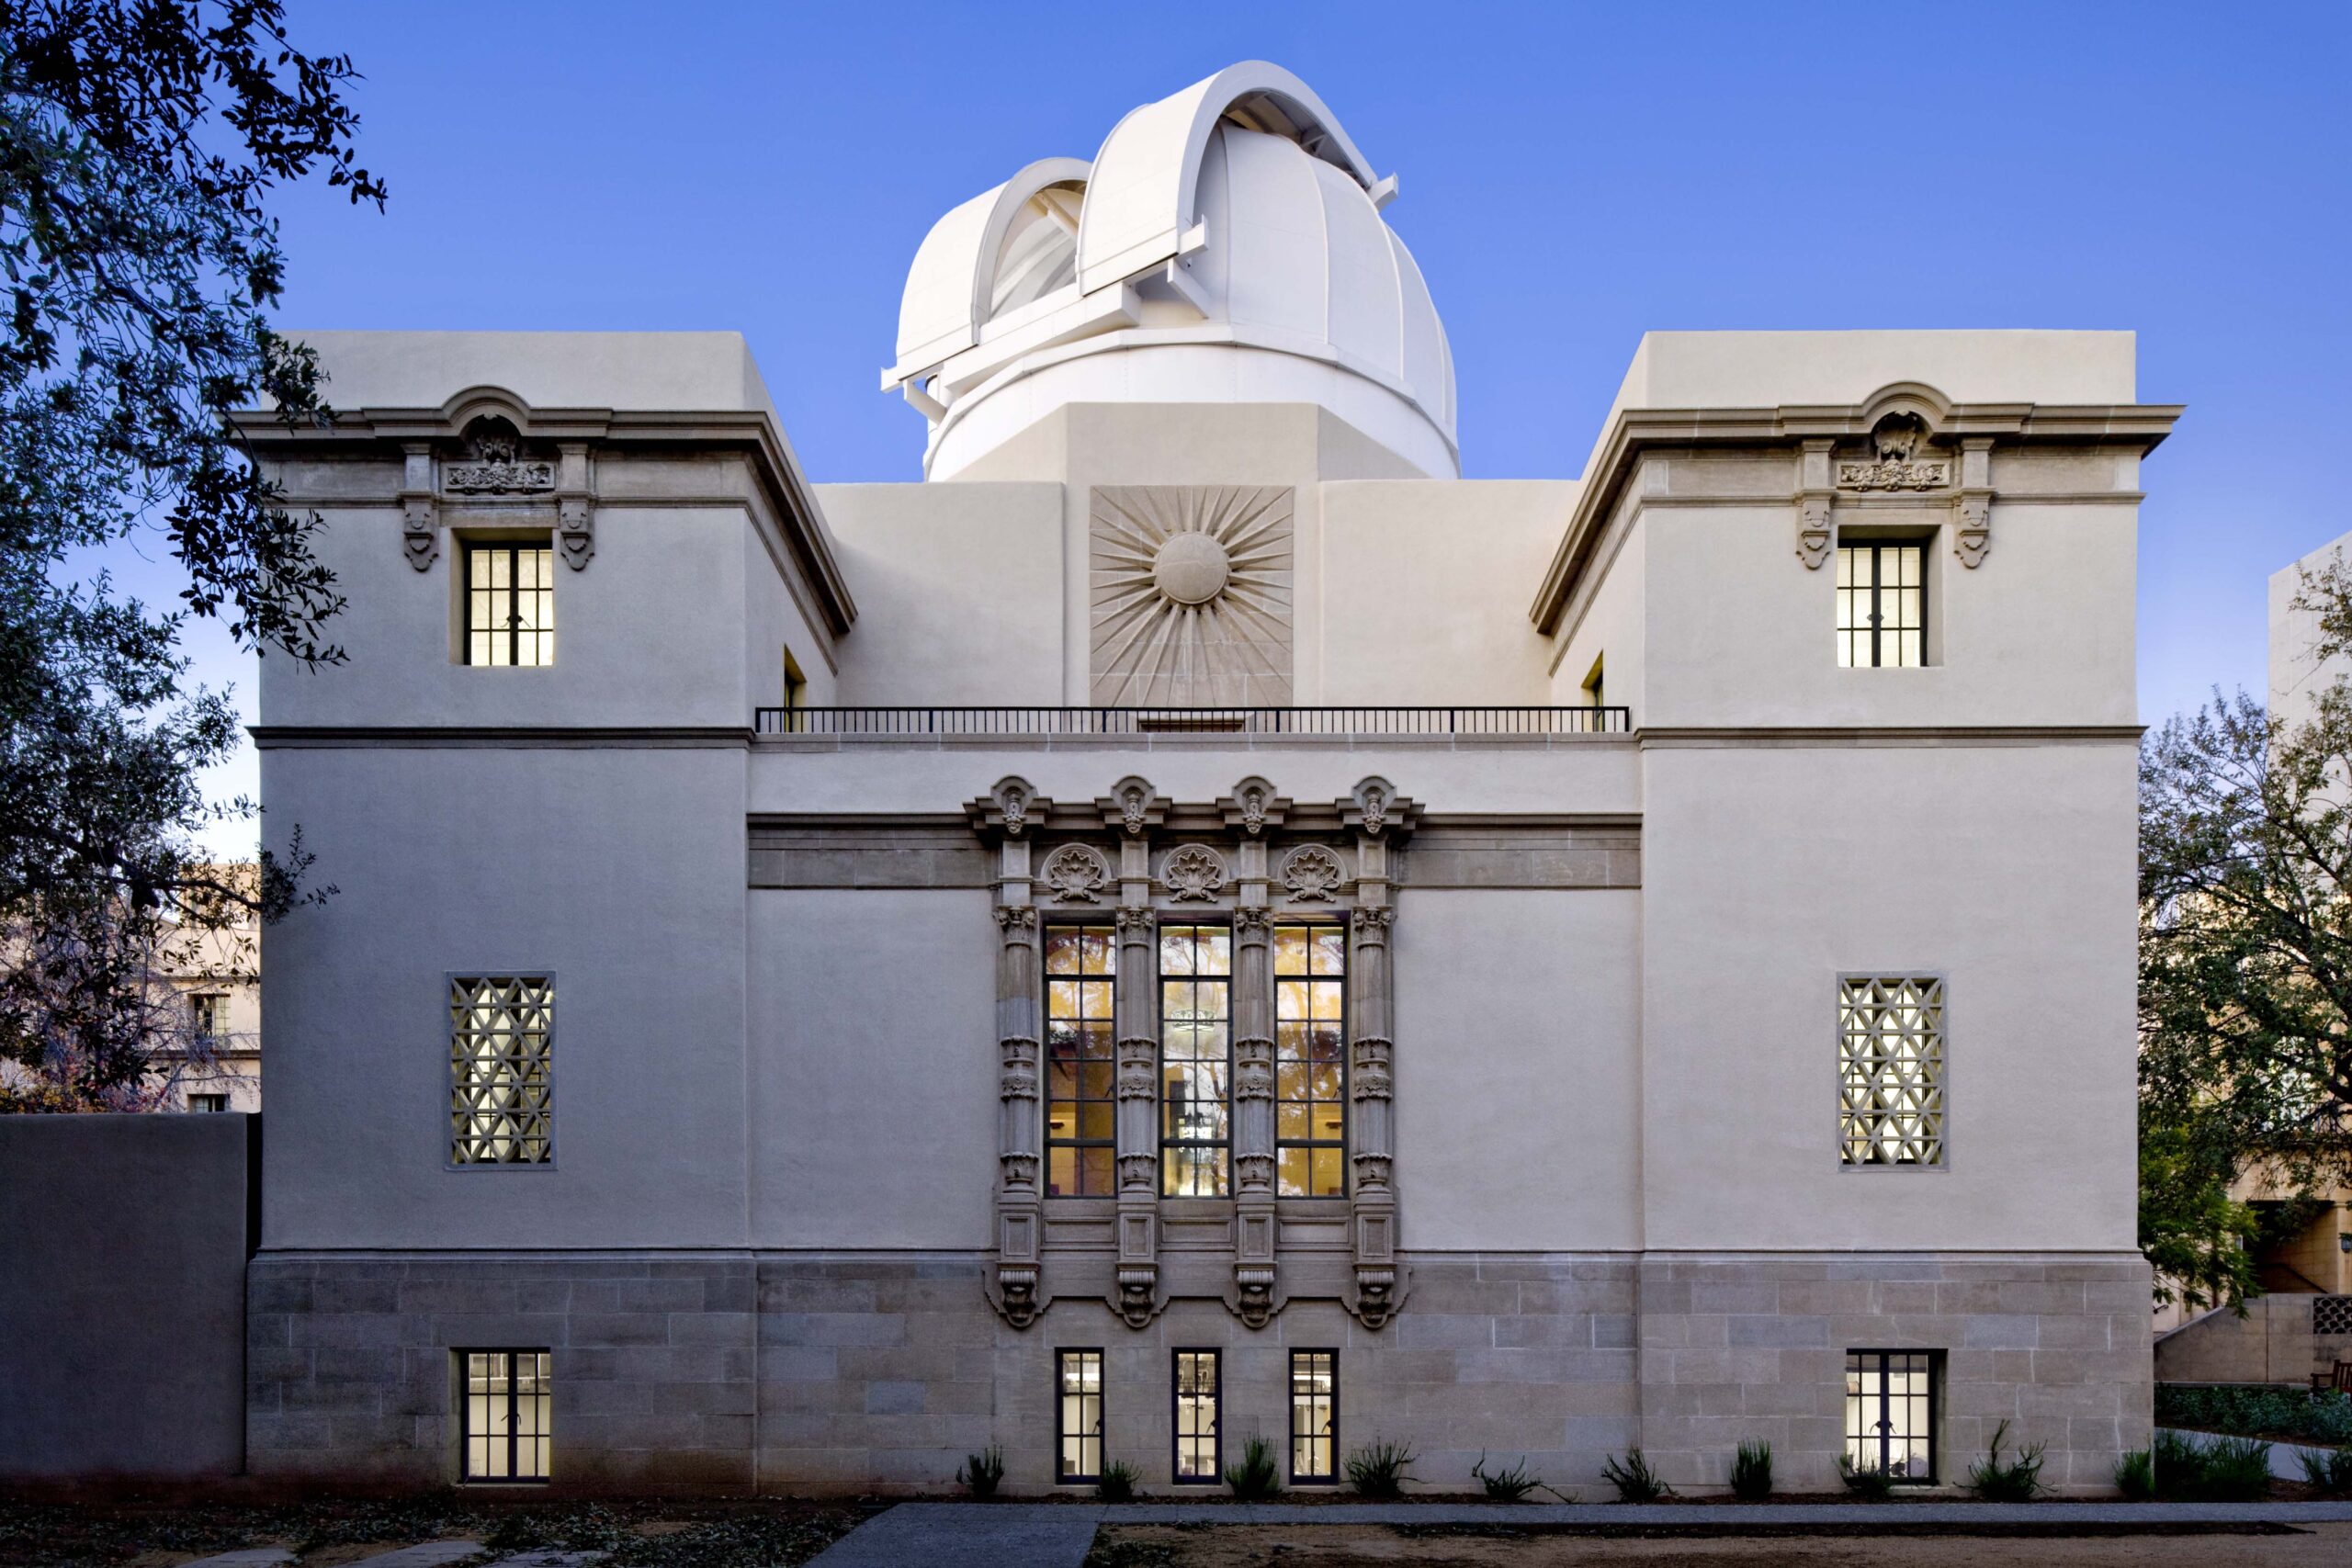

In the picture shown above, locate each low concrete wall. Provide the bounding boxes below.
[0,1113,256,1480]
[2155,1292,2352,1385]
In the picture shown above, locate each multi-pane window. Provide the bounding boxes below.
[1289,1349,1337,1483]
[1173,1349,1221,1483]
[1045,926,1117,1197]
[1056,1348,1103,1483]
[464,543,555,667]
[450,976,554,1166]
[1159,923,1232,1197]
[1838,976,1945,1167]
[189,993,229,1044]
[187,1092,229,1113]
[1846,1349,1936,1482]
[1274,923,1347,1197]
[1835,542,1925,668]
[459,1349,552,1482]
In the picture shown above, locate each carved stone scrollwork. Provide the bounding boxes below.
[1234,1264,1276,1329]
[559,496,594,570]
[1116,1266,1159,1330]
[444,419,556,494]
[999,1265,1041,1329]
[401,497,439,570]
[1040,843,1112,903]
[1838,412,1951,491]
[1954,438,1995,568]
[1795,494,1834,570]
[1280,845,1346,903]
[1351,1035,1394,1102]
[1162,843,1229,901]
[1351,1268,1398,1331]
[1233,1036,1274,1102]
[1099,774,1168,838]
[1219,775,1289,837]
[969,776,1046,840]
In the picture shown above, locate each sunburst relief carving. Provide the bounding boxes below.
[1090,486,1294,705]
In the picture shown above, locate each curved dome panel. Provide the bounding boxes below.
[891,157,1091,378]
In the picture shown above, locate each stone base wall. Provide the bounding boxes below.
[250,1250,2148,1496]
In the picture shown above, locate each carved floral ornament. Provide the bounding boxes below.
[1161,843,1229,901]
[1280,844,1346,902]
[1794,402,1994,571]
[1039,843,1112,903]
[398,409,595,572]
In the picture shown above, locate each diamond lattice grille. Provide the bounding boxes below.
[1839,976,1944,1167]
[450,976,553,1165]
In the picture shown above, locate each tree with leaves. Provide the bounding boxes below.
[2139,554,2352,1308]
[0,1,379,1109]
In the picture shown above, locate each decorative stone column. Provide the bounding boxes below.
[968,775,1051,1328]
[1229,905,1278,1325]
[1341,776,1415,1328]
[1101,775,1169,1328]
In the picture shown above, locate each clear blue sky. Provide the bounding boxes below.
[152,0,2350,851]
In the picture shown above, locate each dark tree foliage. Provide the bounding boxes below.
[0,1,379,1108]
[2140,556,2352,1305]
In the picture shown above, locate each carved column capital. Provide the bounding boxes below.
[1114,1036,1159,1100]
[994,903,1038,934]
[1114,904,1157,934]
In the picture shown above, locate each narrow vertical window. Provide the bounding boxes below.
[1172,1349,1221,1483]
[1835,542,1925,668]
[465,542,555,667]
[1045,926,1117,1197]
[1289,1349,1337,1483]
[1845,1349,1937,1481]
[1056,1348,1103,1483]
[1274,923,1346,1197]
[1159,923,1232,1197]
[450,976,554,1166]
[1838,976,1945,1167]
[459,1349,552,1482]
[1580,652,1604,710]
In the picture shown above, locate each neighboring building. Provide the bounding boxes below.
[238,63,2176,1495]
[157,870,263,1114]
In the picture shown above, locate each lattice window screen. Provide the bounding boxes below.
[450,976,554,1164]
[2317,1296,2352,1337]
[1839,976,1946,1167]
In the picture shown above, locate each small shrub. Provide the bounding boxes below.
[2155,1383,2352,1446]
[1966,1418,2047,1502]
[2154,1429,2273,1502]
[1345,1438,1417,1499]
[1470,1451,1542,1502]
[1226,1433,1283,1501]
[1600,1448,1672,1502]
[1095,1459,1139,1502]
[2299,1444,2352,1496]
[1730,1438,1772,1501]
[1838,1453,1896,1501]
[956,1443,1005,1498]
[2113,1446,2155,1500]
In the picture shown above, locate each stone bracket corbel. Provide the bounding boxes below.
[1794,439,1834,570]
[1953,437,1994,568]
[556,442,595,570]
[399,443,438,570]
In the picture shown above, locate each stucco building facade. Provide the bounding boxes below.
[240,63,2172,1495]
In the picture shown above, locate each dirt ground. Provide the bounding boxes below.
[1085,1522,2352,1568]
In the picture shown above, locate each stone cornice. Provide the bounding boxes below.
[232,390,858,637]
[1529,394,2184,635]
[1636,725,2145,749]
[249,726,752,750]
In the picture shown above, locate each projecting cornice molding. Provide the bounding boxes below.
[231,386,858,637]
[1527,385,2184,635]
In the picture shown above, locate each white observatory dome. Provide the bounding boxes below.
[884,62,1457,479]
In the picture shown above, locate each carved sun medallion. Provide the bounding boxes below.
[1090,486,1295,705]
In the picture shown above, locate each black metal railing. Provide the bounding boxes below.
[752,705,1631,737]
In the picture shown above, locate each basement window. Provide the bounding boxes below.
[459,1349,552,1483]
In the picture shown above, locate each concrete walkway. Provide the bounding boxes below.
[180,1546,605,1568]
[805,1497,2352,1568]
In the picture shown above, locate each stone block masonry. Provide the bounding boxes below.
[248,1250,2149,1495]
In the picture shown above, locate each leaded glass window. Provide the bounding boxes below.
[450,976,553,1166]
[1274,922,1347,1197]
[1845,1349,1936,1482]
[1046,925,1117,1197]
[465,543,555,667]
[460,1348,552,1482]
[1839,976,1945,1167]
[1159,923,1231,1197]
[1290,1349,1337,1483]
[1057,1348,1103,1483]
[1173,1348,1221,1483]
[1835,542,1925,668]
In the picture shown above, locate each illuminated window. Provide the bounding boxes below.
[187,1092,229,1113]
[1290,1349,1337,1483]
[1057,1348,1103,1483]
[459,1349,551,1482]
[1045,926,1117,1197]
[450,976,554,1166]
[1839,976,1945,1167]
[1580,652,1604,710]
[189,992,229,1043]
[1846,1349,1937,1482]
[1159,923,1231,1197]
[464,543,555,667]
[1275,923,1346,1197]
[1173,1349,1221,1483]
[1835,542,1925,668]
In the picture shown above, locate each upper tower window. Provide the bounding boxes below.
[1835,543,1925,669]
[465,543,555,667]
